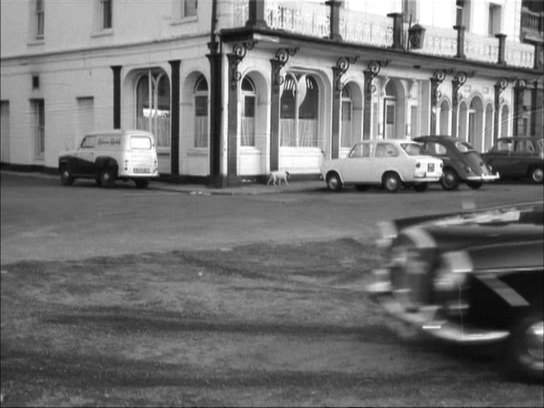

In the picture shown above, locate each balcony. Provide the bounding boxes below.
[231,0,536,70]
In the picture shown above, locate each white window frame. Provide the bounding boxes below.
[94,0,113,33]
[35,0,44,39]
[172,0,198,22]
[241,77,256,147]
[488,3,502,36]
[194,76,209,149]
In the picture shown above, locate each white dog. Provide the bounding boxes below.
[267,170,290,186]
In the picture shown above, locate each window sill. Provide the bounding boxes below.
[27,38,45,46]
[188,148,208,156]
[170,16,198,26]
[91,29,114,38]
[240,146,260,153]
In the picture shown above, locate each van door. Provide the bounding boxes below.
[74,135,96,175]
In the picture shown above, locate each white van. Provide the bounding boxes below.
[58,129,159,188]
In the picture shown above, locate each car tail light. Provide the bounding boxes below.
[416,162,421,169]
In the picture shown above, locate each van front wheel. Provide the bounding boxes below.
[60,165,74,186]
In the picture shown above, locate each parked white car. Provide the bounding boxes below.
[321,140,443,192]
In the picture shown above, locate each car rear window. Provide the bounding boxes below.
[401,143,424,156]
[130,136,152,150]
[455,141,475,153]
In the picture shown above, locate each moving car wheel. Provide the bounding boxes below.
[326,172,343,192]
[466,181,483,190]
[60,165,74,186]
[413,183,428,192]
[383,172,401,193]
[506,312,544,382]
[99,168,116,188]
[529,167,543,184]
[440,168,460,191]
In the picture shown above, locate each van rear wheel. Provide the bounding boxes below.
[134,179,149,189]
[99,168,116,188]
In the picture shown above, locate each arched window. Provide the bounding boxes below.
[241,77,256,146]
[384,81,398,139]
[280,73,319,147]
[341,86,354,148]
[439,100,449,135]
[194,75,208,148]
[136,71,170,148]
[500,105,509,139]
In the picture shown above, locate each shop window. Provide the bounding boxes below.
[241,77,255,147]
[31,99,45,158]
[136,71,171,148]
[194,75,208,148]
[280,73,319,147]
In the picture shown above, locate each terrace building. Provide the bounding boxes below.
[1,0,543,186]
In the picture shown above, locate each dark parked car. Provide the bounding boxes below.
[413,135,499,190]
[482,137,544,184]
[367,201,543,382]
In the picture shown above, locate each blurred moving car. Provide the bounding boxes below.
[413,135,499,190]
[320,140,443,193]
[482,137,544,184]
[58,129,159,188]
[367,201,544,382]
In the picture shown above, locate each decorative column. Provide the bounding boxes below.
[326,0,343,41]
[331,56,357,158]
[111,66,122,129]
[453,25,466,59]
[269,48,298,172]
[387,13,404,50]
[246,0,267,29]
[363,61,388,139]
[206,48,223,187]
[493,78,508,141]
[168,60,181,176]
[513,79,527,135]
[495,34,507,65]
[451,71,468,137]
[430,70,446,135]
[227,42,255,186]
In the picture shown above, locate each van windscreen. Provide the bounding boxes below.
[130,136,152,149]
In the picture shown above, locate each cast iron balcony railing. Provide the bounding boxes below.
[232,0,535,69]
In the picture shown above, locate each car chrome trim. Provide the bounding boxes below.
[476,273,531,307]
[380,297,510,344]
[466,174,500,181]
[402,227,436,249]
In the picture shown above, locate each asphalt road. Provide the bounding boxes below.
[1,172,543,406]
[1,172,543,264]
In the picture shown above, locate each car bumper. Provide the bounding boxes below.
[410,175,442,182]
[367,277,510,344]
[466,173,500,182]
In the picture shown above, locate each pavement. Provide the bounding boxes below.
[0,170,326,196]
